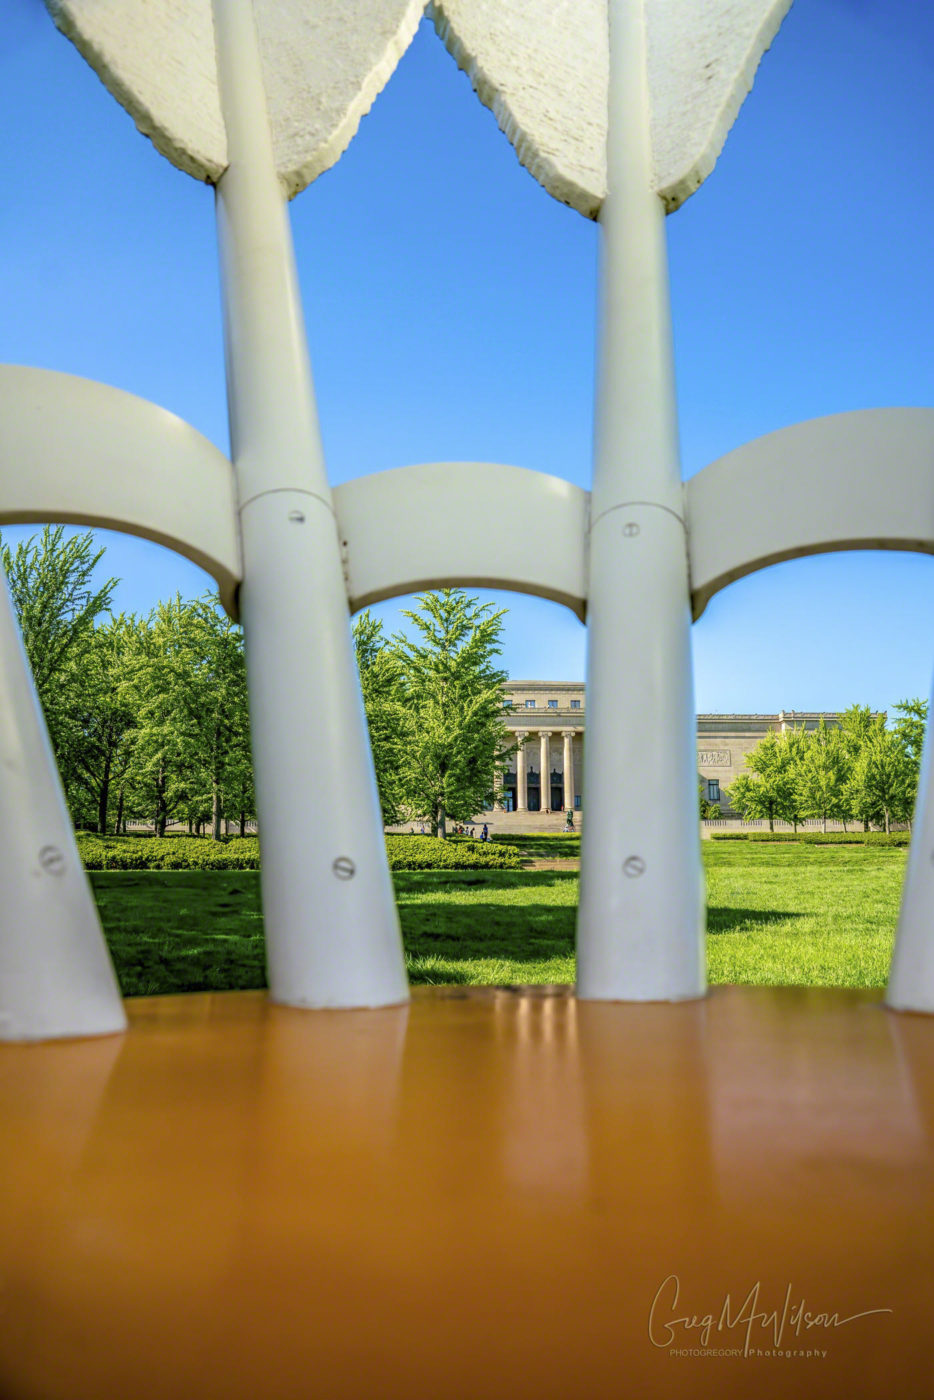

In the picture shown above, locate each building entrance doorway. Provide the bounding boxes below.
[527,787,541,812]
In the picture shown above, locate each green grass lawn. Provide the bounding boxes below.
[89,842,906,997]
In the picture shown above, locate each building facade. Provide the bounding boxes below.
[496,682,852,814]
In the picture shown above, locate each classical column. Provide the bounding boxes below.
[562,730,575,812]
[539,731,551,812]
[515,732,528,812]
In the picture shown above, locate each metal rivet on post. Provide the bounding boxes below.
[622,522,640,537]
[332,856,356,880]
[622,855,645,878]
[38,845,66,876]
[287,508,306,523]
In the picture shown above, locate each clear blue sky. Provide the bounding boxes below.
[2,0,933,714]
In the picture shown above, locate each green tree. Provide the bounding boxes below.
[392,590,513,837]
[123,597,203,836]
[892,697,928,826]
[0,525,117,776]
[838,705,879,830]
[849,725,912,834]
[353,609,407,827]
[725,729,795,831]
[186,598,250,840]
[64,614,138,834]
[794,718,849,833]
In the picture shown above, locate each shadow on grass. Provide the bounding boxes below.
[399,900,575,964]
[393,870,579,894]
[707,906,803,936]
[92,870,800,997]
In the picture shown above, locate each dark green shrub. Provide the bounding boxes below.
[76,833,524,872]
[77,836,262,870]
[709,830,911,847]
[384,835,523,870]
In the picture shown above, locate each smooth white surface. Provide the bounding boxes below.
[686,409,934,619]
[334,462,588,619]
[0,366,241,618]
[432,0,793,217]
[0,570,126,1041]
[215,0,408,1009]
[888,691,934,1013]
[46,0,426,198]
[577,0,705,1002]
[579,510,705,999]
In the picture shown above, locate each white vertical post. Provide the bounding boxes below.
[576,0,704,1002]
[212,0,408,1008]
[0,570,126,1041]
[887,691,934,1013]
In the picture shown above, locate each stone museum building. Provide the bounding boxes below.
[496,681,847,814]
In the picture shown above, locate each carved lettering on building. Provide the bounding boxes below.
[697,750,731,767]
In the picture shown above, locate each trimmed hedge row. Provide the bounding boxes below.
[384,835,522,870]
[76,833,524,872]
[77,836,262,870]
[709,831,911,847]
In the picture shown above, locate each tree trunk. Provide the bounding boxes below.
[822,814,827,834]
[884,806,891,835]
[97,754,112,838]
[155,762,167,838]
[212,781,222,842]
[115,786,125,837]
[768,813,774,833]
[437,802,447,840]
[239,809,246,838]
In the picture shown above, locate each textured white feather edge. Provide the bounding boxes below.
[658,0,794,214]
[46,0,225,184]
[276,0,429,199]
[430,0,603,219]
[45,0,429,198]
[430,0,794,220]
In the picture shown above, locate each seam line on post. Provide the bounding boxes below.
[238,486,335,516]
[590,499,686,532]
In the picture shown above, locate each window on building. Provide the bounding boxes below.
[548,699,558,709]
[525,699,536,708]
[570,700,581,710]
[707,780,720,803]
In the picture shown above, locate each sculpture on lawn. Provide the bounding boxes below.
[2,0,932,1039]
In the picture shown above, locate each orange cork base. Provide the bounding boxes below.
[0,985,931,1399]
